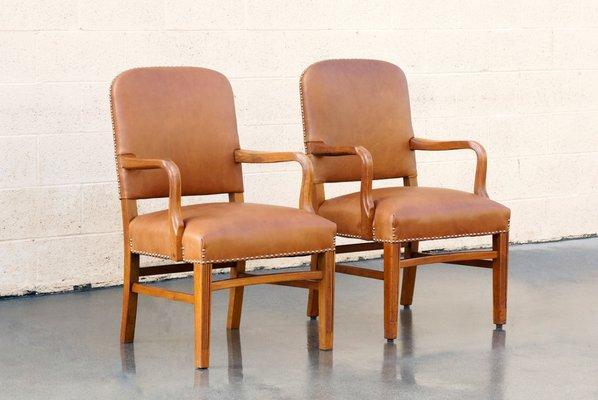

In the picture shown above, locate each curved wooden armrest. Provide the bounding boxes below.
[307,141,375,238]
[409,137,488,197]
[234,149,315,213]
[120,155,184,261]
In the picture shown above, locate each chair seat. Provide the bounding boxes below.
[130,203,336,263]
[318,187,510,242]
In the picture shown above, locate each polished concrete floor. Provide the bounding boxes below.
[1,238,597,399]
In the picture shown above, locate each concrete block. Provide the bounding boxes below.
[79,0,164,30]
[0,32,38,82]
[0,0,78,30]
[0,240,36,296]
[489,30,552,71]
[38,133,115,185]
[81,183,121,234]
[488,115,550,157]
[0,186,82,240]
[35,233,122,293]
[0,136,37,188]
[165,0,244,30]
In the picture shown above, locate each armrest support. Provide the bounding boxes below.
[234,149,315,213]
[120,155,184,261]
[307,141,375,238]
[409,137,488,197]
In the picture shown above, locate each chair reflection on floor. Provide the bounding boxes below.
[382,309,507,398]
[306,319,333,373]
[490,328,506,399]
[120,343,136,374]
[382,308,416,386]
[226,330,244,384]
[193,330,245,389]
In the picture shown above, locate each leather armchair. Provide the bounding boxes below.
[300,59,510,341]
[111,67,336,369]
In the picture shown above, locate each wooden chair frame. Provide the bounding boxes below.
[119,149,334,369]
[304,138,508,341]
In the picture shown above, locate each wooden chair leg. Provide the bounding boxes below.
[400,241,418,308]
[120,251,140,343]
[492,232,509,328]
[226,261,245,329]
[384,243,401,341]
[306,254,320,319]
[194,263,212,369]
[318,251,335,350]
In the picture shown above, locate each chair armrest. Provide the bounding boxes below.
[120,155,184,261]
[409,137,488,197]
[234,149,316,213]
[307,141,375,238]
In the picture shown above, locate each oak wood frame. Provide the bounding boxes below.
[118,150,334,369]
[304,137,508,340]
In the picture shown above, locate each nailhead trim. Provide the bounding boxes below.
[182,246,336,264]
[337,219,510,243]
[109,77,123,199]
[337,232,365,239]
[131,247,336,264]
[299,67,309,153]
[373,228,510,243]
[131,237,336,264]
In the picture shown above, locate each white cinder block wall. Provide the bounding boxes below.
[1,1,597,296]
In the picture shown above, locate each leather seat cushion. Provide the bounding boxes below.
[318,187,510,242]
[129,203,336,263]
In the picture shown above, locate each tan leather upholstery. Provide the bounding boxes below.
[130,203,335,263]
[318,187,510,242]
[111,67,244,199]
[112,67,336,264]
[301,59,417,183]
[301,59,510,244]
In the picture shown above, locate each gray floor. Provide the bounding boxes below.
[1,238,598,399]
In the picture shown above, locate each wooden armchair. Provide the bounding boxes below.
[300,59,510,341]
[111,67,335,369]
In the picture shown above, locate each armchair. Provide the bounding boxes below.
[111,67,336,369]
[300,59,510,340]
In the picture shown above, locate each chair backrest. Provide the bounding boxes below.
[300,59,417,183]
[111,67,244,199]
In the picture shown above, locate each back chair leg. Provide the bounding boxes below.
[226,261,246,329]
[384,243,401,341]
[120,251,140,343]
[194,263,212,369]
[492,232,509,329]
[400,241,419,308]
[318,251,335,350]
[306,254,320,319]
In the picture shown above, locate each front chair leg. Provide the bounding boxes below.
[492,233,509,329]
[120,251,140,343]
[194,263,212,369]
[384,243,401,341]
[318,251,335,350]
[400,241,419,308]
[227,261,246,329]
[306,254,320,319]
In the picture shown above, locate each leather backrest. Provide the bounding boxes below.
[111,67,243,199]
[300,59,417,183]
